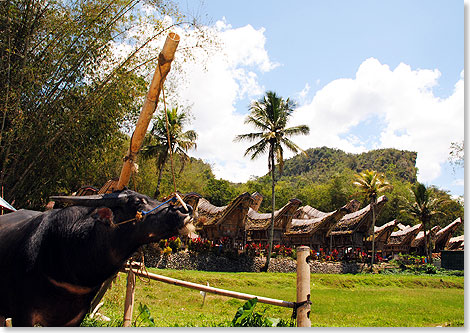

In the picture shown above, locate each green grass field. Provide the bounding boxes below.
[85,268,464,327]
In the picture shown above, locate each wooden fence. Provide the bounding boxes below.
[121,246,312,327]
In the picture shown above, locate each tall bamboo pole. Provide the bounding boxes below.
[122,269,136,327]
[116,32,180,191]
[296,246,311,327]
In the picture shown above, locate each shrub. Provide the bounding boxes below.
[168,237,181,253]
[162,246,173,255]
[230,298,294,327]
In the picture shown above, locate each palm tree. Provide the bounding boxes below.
[234,91,310,271]
[402,183,445,263]
[141,107,197,198]
[353,170,392,267]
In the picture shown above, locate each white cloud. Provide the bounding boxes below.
[216,19,279,72]
[173,20,277,181]
[291,58,464,183]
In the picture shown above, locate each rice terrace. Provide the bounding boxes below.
[0,0,463,328]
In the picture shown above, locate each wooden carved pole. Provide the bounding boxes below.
[122,268,136,327]
[296,246,311,327]
[116,32,180,191]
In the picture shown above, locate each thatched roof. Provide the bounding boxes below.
[285,199,359,236]
[196,192,253,227]
[182,192,202,210]
[328,195,388,236]
[366,219,397,242]
[295,199,360,219]
[396,223,410,231]
[411,225,440,248]
[447,235,464,250]
[245,198,301,231]
[434,218,462,248]
[387,223,422,245]
[250,192,264,211]
[374,220,397,234]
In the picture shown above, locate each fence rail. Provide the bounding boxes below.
[123,264,295,308]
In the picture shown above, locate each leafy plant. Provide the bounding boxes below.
[162,246,173,255]
[168,237,182,253]
[230,298,294,327]
[134,303,156,327]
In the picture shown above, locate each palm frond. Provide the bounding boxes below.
[283,125,310,137]
[244,139,269,160]
[234,132,265,143]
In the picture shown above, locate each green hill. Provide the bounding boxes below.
[281,146,417,183]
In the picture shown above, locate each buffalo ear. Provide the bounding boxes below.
[94,207,114,226]
[50,192,129,207]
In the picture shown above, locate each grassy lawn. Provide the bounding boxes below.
[86,268,464,327]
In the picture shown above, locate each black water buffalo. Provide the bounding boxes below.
[0,189,193,327]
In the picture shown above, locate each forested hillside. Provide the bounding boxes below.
[281,147,417,183]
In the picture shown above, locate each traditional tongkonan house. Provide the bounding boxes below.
[245,198,302,245]
[447,235,464,250]
[250,192,264,211]
[284,200,360,250]
[433,217,463,252]
[195,192,253,246]
[410,225,441,255]
[383,223,423,256]
[327,195,388,251]
[365,219,398,255]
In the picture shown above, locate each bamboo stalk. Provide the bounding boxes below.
[117,32,180,191]
[296,246,311,327]
[123,265,294,308]
[122,269,136,327]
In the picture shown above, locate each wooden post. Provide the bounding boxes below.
[122,269,136,327]
[116,32,180,191]
[296,246,311,327]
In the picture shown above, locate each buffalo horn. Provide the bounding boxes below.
[50,192,129,207]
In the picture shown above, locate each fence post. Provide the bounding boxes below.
[123,269,136,327]
[296,246,311,327]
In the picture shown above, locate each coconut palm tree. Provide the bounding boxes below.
[234,91,310,271]
[141,107,197,198]
[402,183,445,263]
[353,170,392,267]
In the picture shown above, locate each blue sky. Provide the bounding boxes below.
[188,0,462,98]
[165,0,464,197]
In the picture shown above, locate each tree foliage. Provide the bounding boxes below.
[401,183,447,261]
[0,0,211,208]
[235,90,310,270]
[353,169,392,266]
[449,140,464,171]
[141,107,197,198]
[282,147,418,183]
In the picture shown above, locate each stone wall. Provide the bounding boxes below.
[140,250,366,274]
